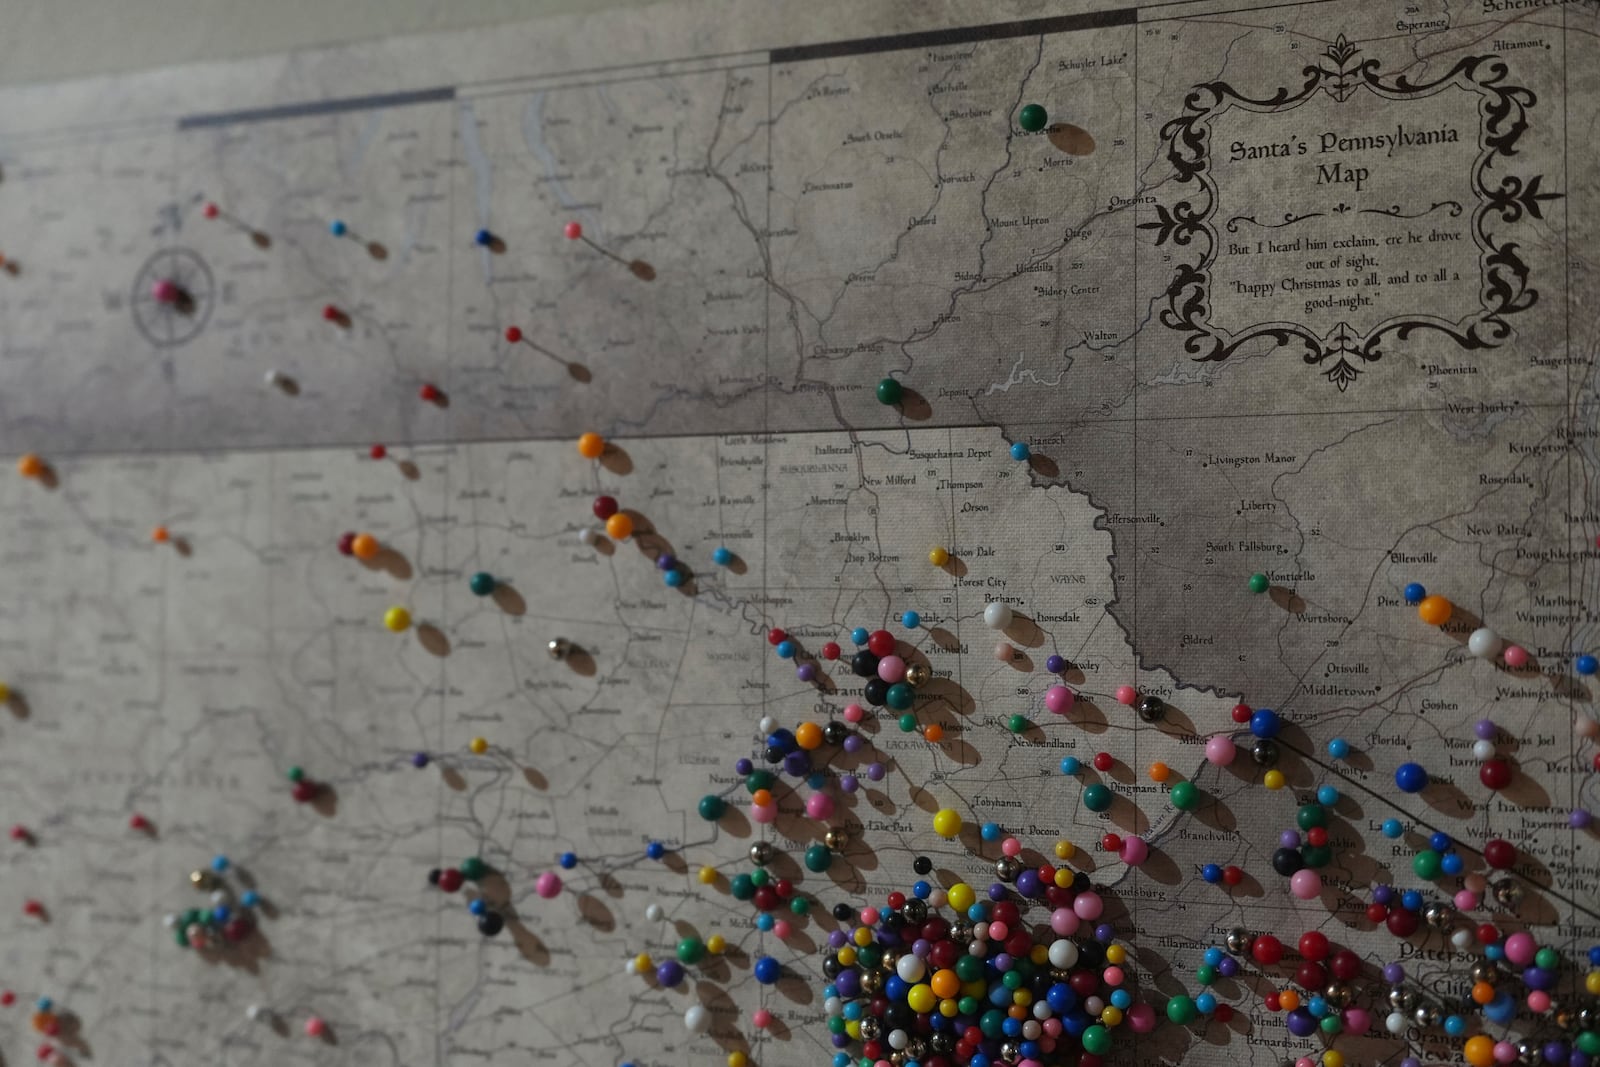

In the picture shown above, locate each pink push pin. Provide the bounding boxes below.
[1503,645,1529,669]
[202,202,220,219]
[151,278,182,305]
[304,1015,326,1038]
[563,220,655,280]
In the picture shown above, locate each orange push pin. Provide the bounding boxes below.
[151,526,170,544]
[351,533,380,560]
[17,454,44,479]
[577,432,606,460]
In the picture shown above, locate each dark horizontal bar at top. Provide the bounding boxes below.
[770,8,1136,64]
[177,86,456,130]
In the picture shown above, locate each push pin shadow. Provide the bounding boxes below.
[264,369,300,395]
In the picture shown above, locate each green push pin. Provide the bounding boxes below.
[1412,849,1441,880]
[697,794,725,821]
[1168,780,1199,811]
[1296,803,1326,830]
[748,867,769,888]
[1301,844,1332,868]
[1166,995,1197,1024]
[460,856,488,881]
[744,769,774,794]
[285,765,304,783]
[1248,572,1270,594]
[469,571,497,596]
[676,936,706,964]
[789,896,809,916]
[1081,1025,1111,1056]
[876,377,904,406]
[1006,714,1030,734]
[1018,103,1048,132]
[898,712,917,733]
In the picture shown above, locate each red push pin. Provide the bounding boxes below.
[369,444,387,460]
[321,304,347,326]
[151,278,182,305]
[201,200,268,246]
[418,383,443,404]
[9,824,30,844]
[504,324,582,373]
[0,991,14,1006]
[129,813,151,832]
[22,899,44,918]
[562,220,655,280]
[291,778,319,803]
[35,1042,53,1062]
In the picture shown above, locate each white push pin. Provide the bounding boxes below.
[645,903,665,922]
[246,1004,270,1022]
[1467,627,1502,659]
[984,602,1013,630]
[577,527,598,546]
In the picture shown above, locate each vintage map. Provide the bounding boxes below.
[0,0,1595,1064]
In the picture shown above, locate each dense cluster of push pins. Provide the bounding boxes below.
[3,95,1598,1067]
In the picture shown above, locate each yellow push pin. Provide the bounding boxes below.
[468,736,489,755]
[383,606,412,632]
[0,681,12,704]
[1263,769,1286,790]
[577,432,606,459]
[929,546,950,567]
[706,934,726,954]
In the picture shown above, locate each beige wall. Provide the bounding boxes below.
[0,0,661,86]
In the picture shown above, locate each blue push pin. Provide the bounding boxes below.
[212,904,232,923]
[474,228,494,247]
[645,841,666,860]
[712,546,733,567]
[1327,737,1350,760]
[1394,761,1428,793]
[850,627,869,646]
[1381,818,1404,838]
[211,854,230,873]
[36,997,52,1012]
[1403,582,1425,604]
[1010,442,1031,462]
[241,890,260,908]
[664,568,685,588]
[901,610,921,629]
[1578,654,1598,676]
[559,851,578,869]
[469,898,488,916]
[329,220,349,238]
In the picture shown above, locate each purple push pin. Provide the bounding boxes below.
[1045,654,1066,673]
[411,752,429,769]
[1571,808,1593,830]
[796,663,817,683]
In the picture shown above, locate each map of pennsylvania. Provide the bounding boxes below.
[0,0,1595,1064]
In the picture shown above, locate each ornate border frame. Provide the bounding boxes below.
[1140,36,1561,390]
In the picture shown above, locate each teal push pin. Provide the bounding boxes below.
[469,572,497,597]
[876,378,904,406]
[1018,104,1048,132]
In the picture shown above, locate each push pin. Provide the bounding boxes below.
[189,868,215,890]
[9,824,31,844]
[350,533,380,561]
[473,228,501,249]
[202,201,268,246]
[22,899,44,918]
[286,765,319,802]
[563,221,654,280]
[246,1004,271,1023]
[506,325,581,373]
[16,454,46,480]
[368,444,387,460]
[0,252,15,276]
[264,369,294,392]
[321,304,346,326]
[151,278,184,305]
[151,525,170,544]
[383,606,412,632]
[328,219,362,242]
[304,1015,327,1038]
[129,813,151,832]
[418,383,443,404]
[547,637,572,661]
